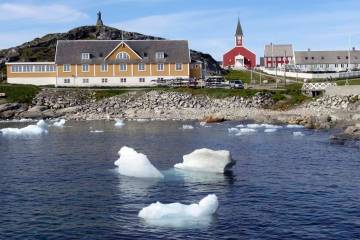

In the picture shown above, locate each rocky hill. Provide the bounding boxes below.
[0,25,222,78]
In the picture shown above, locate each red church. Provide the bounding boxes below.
[223,19,256,69]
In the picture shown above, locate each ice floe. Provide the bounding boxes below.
[293,131,305,137]
[236,124,245,128]
[247,123,283,129]
[53,119,66,127]
[174,148,235,173]
[0,118,35,123]
[114,146,164,178]
[0,120,48,137]
[264,128,278,133]
[236,128,257,135]
[182,125,194,130]
[138,194,218,227]
[90,130,104,133]
[114,119,125,127]
[287,124,304,128]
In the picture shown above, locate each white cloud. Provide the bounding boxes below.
[0,3,88,23]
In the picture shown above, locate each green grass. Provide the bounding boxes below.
[335,78,360,86]
[0,84,40,103]
[94,89,129,101]
[224,70,276,84]
[271,83,310,109]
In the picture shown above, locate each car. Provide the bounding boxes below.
[229,80,244,89]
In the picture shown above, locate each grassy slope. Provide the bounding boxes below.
[94,89,129,101]
[0,84,40,104]
[224,70,276,84]
[335,78,360,85]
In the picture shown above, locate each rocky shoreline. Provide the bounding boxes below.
[1,88,360,141]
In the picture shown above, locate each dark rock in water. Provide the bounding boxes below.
[201,116,225,123]
[0,25,222,75]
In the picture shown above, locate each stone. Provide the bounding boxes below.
[19,110,44,119]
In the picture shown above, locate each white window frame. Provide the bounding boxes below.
[64,78,71,84]
[63,64,71,72]
[101,78,108,83]
[120,63,127,71]
[138,63,146,71]
[81,53,90,60]
[139,78,145,83]
[83,78,89,84]
[82,64,89,72]
[156,52,165,59]
[116,52,130,60]
[157,63,164,71]
[120,78,127,83]
[101,64,108,72]
[175,63,182,71]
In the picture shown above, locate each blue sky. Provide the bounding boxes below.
[1,0,360,61]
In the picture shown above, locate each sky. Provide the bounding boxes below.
[1,0,360,61]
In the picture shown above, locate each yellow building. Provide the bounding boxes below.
[6,40,191,86]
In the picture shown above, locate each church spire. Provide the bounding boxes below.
[235,18,243,37]
[96,11,104,27]
[235,18,243,46]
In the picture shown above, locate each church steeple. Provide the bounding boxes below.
[96,11,104,27]
[235,18,243,47]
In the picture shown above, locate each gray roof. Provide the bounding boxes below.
[55,40,190,64]
[264,44,293,57]
[235,19,243,36]
[295,50,360,65]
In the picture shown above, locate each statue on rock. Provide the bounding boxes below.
[96,11,104,27]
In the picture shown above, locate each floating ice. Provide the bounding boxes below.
[261,124,283,129]
[114,146,164,178]
[293,131,305,137]
[114,119,125,127]
[236,124,245,128]
[174,148,235,173]
[264,128,278,133]
[138,194,218,225]
[0,120,48,136]
[182,125,194,130]
[246,124,263,128]
[228,127,240,134]
[53,119,66,127]
[287,124,304,128]
[235,128,257,135]
[90,130,104,133]
[0,118,35,123]
[199,122,207,126]
[247,123,282,129]
[136,119,149,122]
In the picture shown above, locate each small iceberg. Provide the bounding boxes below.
[236,128,257,135]
[90,130,104,133]
[0,120,48,136]
[236,124,245,128]
[53,119,66,127]
[138,194,218,227]
[182,125,194,130]
[247,123,282,129]
[264,128,278,133]
[246,123,263,128]
[228,128,240,134]
[293,131,305,137]
[114,119,125,127]
[174,148,235,173]
[114,146,164,178]
[287,124,304,128]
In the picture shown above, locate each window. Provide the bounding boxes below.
[11,66,19,72]
[120,63,127,71]
[101,78,108,83]
[82,64,89,72]
[158,77,164,80]
[139,78,145,83]
[335,64,339,68]
[138,63,145,71]
[337,56,341,60]
[101,64,108,72]
[64,64,71,72]
[116,52,129,60]
[157,63,164,71]
[156,52,165,59]
[175,63,182,71]
[120,78,127,83]
[143,52,148,58]
[83,79,89,84]
[64,78,70,83]
[305,57,308,60]
[81,53,90,60]
[311,57,314,60]
[321,56,325,60]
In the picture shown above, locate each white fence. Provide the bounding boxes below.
[302,82,337,91]
[261,68,360,80]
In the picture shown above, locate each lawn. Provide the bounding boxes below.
[335,78,360,86]
[94,89,129,100]
[0,84,40,104]
[224,70,276,84]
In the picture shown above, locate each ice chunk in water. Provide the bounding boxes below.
[228,128,240,134]
[235,128,257,135]
[114,146,164,178]
[182,125,194,130]
[0,120,48,136]
[138,194,218,225]
[264,128,278,133]
[287,124,304,128]
[53,119,66,127]
[174,148,235,173]
[114,119,125,127]
[293,131,305,137]
[246,124,263,128]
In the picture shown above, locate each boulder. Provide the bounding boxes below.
[201,116,225,123]
[19,110,44,119]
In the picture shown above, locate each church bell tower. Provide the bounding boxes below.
[235,18,243,47]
